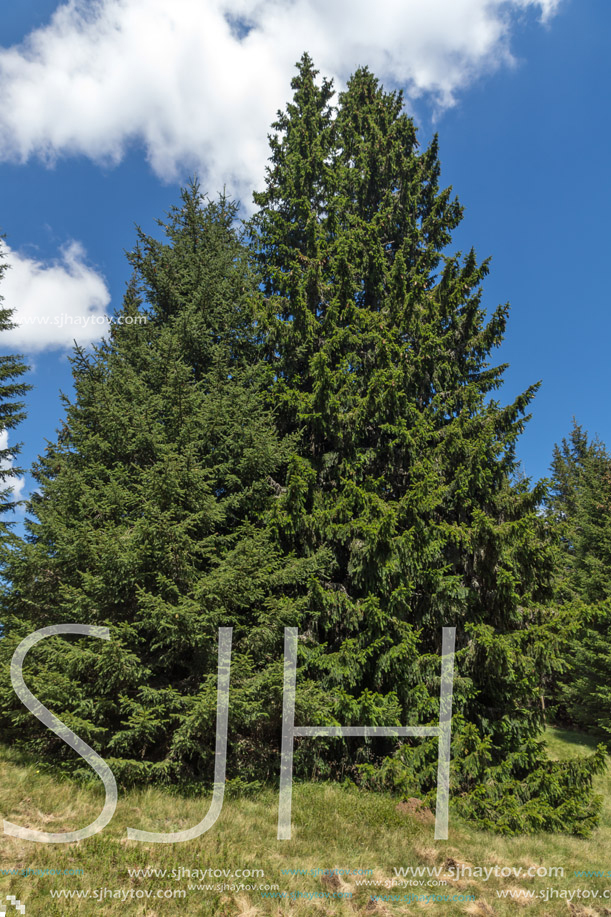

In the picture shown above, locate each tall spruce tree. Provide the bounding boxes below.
[249,56,604,833]
[0,242,30,537]
[0,187,325,785]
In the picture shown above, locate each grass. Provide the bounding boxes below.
[0,728,609,915]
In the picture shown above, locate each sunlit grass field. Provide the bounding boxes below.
[0,727,609,915]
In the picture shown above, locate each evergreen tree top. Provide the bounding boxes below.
[250,55,537,479]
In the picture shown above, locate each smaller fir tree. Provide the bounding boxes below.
[548,421,611,736]
[0,189,321,786]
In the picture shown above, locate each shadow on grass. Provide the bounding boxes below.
[544,723,601,759]
[0,741,51,769]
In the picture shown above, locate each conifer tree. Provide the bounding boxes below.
[0,242,30,533]
[0,187,323,785]
[249,56,603,833]
[548,421,611,736]
[0,71,604,835]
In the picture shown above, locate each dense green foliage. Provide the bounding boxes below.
[0,193,312,785]
[548,421,611,738]
[0,59,605,834]
[0,242,30,536]
[247,56,603,832]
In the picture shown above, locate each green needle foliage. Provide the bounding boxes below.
[0,241,30,543]
[548,421,611,739]
[248,56,604,832]
[0,189,324,786]
[0,62,604,835]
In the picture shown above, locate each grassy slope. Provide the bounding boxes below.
[0,728,609,916]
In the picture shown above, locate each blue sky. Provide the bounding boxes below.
[0,0,609,512]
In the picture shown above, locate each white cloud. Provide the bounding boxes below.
[0,241,111,352]
[0,0,560,202]
[0,429,26,505]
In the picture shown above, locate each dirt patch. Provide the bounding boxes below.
[443,855,474,872]
[396,798,434,824]
[567,904,599,917]
[321,872,342,890]
[363,900,391,916]
[464,900,495,916]
[414,845,439,864]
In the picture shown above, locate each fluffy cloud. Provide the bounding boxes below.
[1,241,111,352]
[0,429,25,505]
[0,0,559,200]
